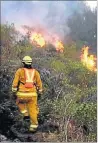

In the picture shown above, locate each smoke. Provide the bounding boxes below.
[1,1,86,40]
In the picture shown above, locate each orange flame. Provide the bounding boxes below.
[55,40,64,53]
[81,46,97,72]
[28,26,64,52]
[30,32,45,47]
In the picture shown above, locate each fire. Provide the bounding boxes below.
[30,32,45,47]
[81,46,97,72]
[30,32,64,53]
[25,25,64,52]
[55,40,64,53]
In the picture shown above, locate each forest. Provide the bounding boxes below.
[0,1,97,142]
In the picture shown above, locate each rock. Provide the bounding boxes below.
[0,134,7,141]
[13,138,21,142]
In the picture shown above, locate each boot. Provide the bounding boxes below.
[29,124,38,132]
[29,127,37,133]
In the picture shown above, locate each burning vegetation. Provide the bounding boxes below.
[23,26,65,53]
[29,31,64,53]
[30,32,46,48]
[29,29,97,72]
[29,28,97,72]
[81,46,97,72]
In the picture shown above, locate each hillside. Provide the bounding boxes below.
[0,38,97,141]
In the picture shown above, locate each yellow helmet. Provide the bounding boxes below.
[22,56,32,65]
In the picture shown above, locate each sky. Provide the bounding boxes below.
[1,1,97,37]
[86,1,97,10]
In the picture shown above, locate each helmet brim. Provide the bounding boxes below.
[22,61,32,65]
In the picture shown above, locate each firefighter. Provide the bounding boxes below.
[12,56,43,132]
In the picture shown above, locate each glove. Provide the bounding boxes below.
[13,93,17,100]
[12,87,17,93]
[12,87,17,100]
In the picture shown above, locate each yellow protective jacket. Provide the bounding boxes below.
[12,68,43,97]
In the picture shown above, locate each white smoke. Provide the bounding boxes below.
[1,1,93,40]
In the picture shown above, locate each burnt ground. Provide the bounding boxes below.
[0,93,59,142]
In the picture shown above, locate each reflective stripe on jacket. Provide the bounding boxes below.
[24,68,35,88]
[16,91,37,98]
